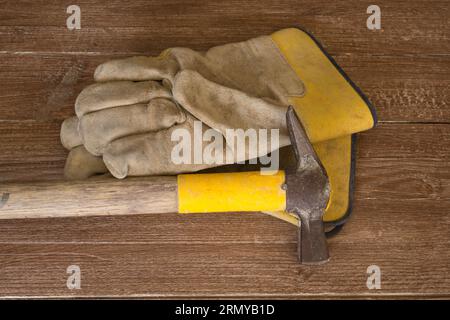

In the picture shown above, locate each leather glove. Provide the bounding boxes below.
[61,32,305,179]
[59,28,377,230]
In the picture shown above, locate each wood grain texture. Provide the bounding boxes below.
[2,123,448,182]
[0,0,449,298]
[0,0,448,55]
[0,53,448,122]
[0,176,178,219]
[0,123,448,297]
[0,240,448,298]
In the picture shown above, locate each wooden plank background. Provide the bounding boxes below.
[0,0,449,298]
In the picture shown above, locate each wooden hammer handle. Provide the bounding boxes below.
[0,176,178,219]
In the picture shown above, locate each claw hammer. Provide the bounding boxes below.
[0,107,330,264]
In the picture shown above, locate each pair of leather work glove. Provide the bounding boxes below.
[61,32,302,180]
[60,28,376,227]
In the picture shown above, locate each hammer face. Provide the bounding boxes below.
[285,106,331,264]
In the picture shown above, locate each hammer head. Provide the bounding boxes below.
[285,106,331,264]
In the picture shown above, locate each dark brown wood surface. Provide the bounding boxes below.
[0,0,449,298]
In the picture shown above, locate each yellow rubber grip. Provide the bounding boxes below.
[178,171,286,213]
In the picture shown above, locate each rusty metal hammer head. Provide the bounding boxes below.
[284,106,331,264]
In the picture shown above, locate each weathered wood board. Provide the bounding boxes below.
[0,0,448,298]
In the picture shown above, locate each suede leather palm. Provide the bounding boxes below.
[61,35,304,179]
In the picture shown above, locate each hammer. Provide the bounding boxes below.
[0,107,330,264]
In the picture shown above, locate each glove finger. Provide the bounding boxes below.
[173,70,289,135]
[80,98,186,156]
[60,116,82,150]
[64,145,108,180]
[94,55,179,83]
[102,115,221,179]
[75,80,171,117]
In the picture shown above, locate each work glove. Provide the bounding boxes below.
[60,28,377,229]
[61,33,305,179]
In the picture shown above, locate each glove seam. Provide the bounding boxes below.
[268,37,306,98]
